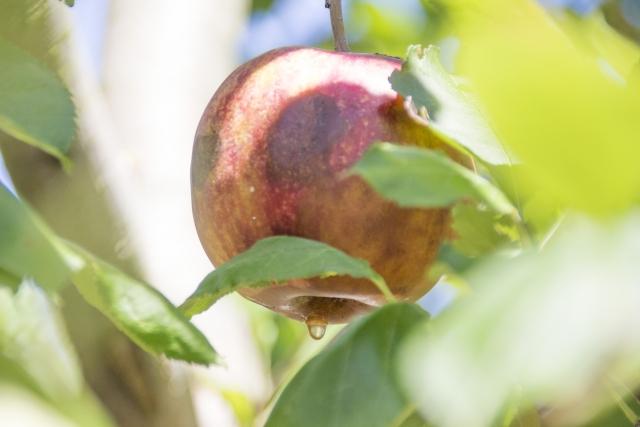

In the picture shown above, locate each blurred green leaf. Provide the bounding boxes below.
[0,281,114,427]
[69,245,220,365]
[390,45,511,165]
[0,183,70,291]
[0,281,82,398]
[400,213,640,427]
[0,0,59,66]
[352,142,515,215]
[180,236,392,317]
[0,184,218,365]
[221,390,256,427]
[555,11,639,79]
[266,303,429,427]
[451,204,520,257]
[582,378,640,427]
[0,268,20,290]
[251,0,275,12]
[63,0,75,6]
[349,2,428,58]
[0,37,75,164]
[269,314,306,373]
[450,0,640,216]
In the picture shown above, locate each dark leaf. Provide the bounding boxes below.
[266,303,429,427]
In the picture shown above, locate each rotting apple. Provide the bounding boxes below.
[191,47,460,328]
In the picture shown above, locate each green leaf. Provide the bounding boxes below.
[0,281,115,427]
[0,37,75,164]
[399,213,640,427]
[0,183,71,291]
[0,184,218,365]
[180,236,393,318]
[352,142,516,215]
[266,303,429,427]
[69,245,220,365]
[390,45,510,165]
[0,281,82,398]
[451,203,520,258]
[63,0,75,5]
[251,0,274,11]
[451,0,640,216]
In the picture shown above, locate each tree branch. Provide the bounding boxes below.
[325,0,350,52]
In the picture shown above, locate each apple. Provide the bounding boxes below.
[191,47,456,327]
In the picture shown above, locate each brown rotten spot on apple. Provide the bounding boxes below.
[191,47,458,324]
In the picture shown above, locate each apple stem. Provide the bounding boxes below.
[325,0,350,52]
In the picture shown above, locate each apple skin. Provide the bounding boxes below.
[192,47,454,324]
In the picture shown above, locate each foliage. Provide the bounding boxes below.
[351,142,514,214]
[180,236,393,317]
[266,304,430,427]
[389,45,510,165]
[0,281,114,427]
[2,0,640,426]
[0,184,218,366]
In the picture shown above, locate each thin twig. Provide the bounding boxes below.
[325,0,350,51]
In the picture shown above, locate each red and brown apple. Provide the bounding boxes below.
[191,47,457,325]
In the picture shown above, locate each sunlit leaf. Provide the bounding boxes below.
[352,142,515,215]
[69,245,220,365]
[0,37,74,164]
[0,281,82,398]
[451,204,520,257]
[0,0,59,65]
[349,2,429,58]
[0,281,114,427]
[450,0,640,216]
[221,390,256,427]
[180,236,392,318]
[0,183,70,291]
[400,213,640,427]
[0,183,217,365]
[554,10,639,79]
[266,303,429,427]
[390,45,510,165]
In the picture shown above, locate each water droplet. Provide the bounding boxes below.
[249,186,255,193]
[306,314,327,340]
[251,216,257,221]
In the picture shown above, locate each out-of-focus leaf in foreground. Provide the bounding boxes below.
[180,236,392,317]
[266,303,429,427]
[0,183,70,291]
[445,0,640,216]
[0,37,75,164]
[0,281,114,427]
[390,45,510,165]
[352,143,515,215]
[450,203,520,258]
[399,213,640,427]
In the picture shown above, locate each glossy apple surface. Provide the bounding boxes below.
[192,47,454,324]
